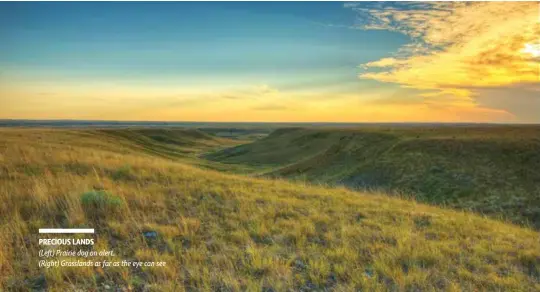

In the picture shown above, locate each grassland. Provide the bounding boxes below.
[206,126,540,228]
[1,128,539,291]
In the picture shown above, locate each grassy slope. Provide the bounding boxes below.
[206,126,540,227]
[1,128,539,291]
[72,128,251,173]
[95,128,245,157]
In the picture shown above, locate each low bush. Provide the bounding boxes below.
[80,190,124,219]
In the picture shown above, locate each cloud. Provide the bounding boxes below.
[251,104,288,111]
[153,84,281,107]
[474,83,540,123]
[362,57,405,68]
[348,2,540,122]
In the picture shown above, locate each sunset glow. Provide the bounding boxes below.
[523,43,540,58]
[1,2,539,123]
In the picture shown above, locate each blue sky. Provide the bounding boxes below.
[0,2,538,122]
[0,2,404,86]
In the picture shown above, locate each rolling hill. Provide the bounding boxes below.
[206,126,540,227]
[95,128,244,157]
[0,128,539,291]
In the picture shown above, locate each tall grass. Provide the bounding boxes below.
[0,129,539,291]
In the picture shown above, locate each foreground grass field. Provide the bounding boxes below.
[1,128,539,291]
[207,126,540,228]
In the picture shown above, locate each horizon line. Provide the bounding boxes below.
[1,118,539,126]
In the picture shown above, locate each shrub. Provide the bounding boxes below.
[111,165,135,181]
[80,190,124,219]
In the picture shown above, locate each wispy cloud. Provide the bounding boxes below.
[348,2,540,121]
[165,84,280,107]
[251,104,288,111]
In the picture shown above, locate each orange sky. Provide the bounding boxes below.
[1,2,539,123]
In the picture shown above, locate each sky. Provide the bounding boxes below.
[0,1,539,123]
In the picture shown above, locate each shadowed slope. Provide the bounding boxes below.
[206,126,540,227]
[96,128,242,157]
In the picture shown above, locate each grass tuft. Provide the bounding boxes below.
[80,190,124,219]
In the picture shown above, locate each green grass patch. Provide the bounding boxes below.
[80,190,124,219]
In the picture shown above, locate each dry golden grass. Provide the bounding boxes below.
[0,128,539,291]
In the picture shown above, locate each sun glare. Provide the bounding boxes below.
[522,43,540,58]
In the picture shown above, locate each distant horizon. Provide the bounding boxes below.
[1,2,539,123]
[1,118,538,126]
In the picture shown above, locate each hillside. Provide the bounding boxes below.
[1,128,539,291]
[205,126,540,227]
[96,128,244,157]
